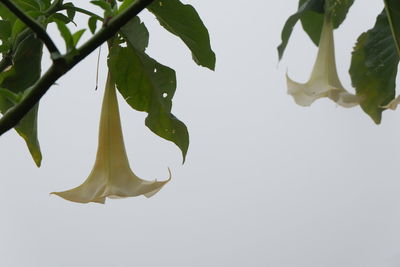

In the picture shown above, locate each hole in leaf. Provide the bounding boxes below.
[163,93,168,98]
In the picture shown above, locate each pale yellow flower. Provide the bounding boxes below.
[52,74,170,204]
[381,95,400,110]
[286,13,360,107]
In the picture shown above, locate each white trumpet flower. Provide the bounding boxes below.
[52,74,170,204]
[286,14,360,107]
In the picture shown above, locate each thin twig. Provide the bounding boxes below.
[0,0,155,136]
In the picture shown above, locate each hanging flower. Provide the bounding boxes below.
[52,74,170,204]
[286,13,360,107]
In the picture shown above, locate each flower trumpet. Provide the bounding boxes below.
[52,74,171,204]
[286,14,360,107]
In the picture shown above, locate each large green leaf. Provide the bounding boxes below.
[0,34,43,166]
[384,0,400,56]
[147,0,215,70]
[279,0,354,59]
[0,20,11,50]
[298,0,324,46]
[120,16,149,52]
[108,34,189,161]
[300,0,354,45]
[0,3,17,23]
[349,10,399,124]
[326,0,355,27]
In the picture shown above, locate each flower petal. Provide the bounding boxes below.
[381,95,400,110]
[52,73,170,204]
[286,74,327,106]
[327,89,361,108]
[286,13,360,108]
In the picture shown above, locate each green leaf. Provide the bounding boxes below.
[0,88,21,104]
[0,44,10,53]
[298,0,324,46]
[0,4,17,23]
[54,18,73,51]
[72,29,85,47]
[0,20,11,42]
[91,0,113,16]
[326,0,355,27]
[147,0,216,70]
[279,0,354,59]
[41,0,51,8]
[278,0,324,60]
[108,45,189,162]
[300,0,354,45]
[91,0,111,10]
[63,2,76,21]
[50,13,75,25]
[118,0,134,13]
[0,34,43,166]
[119,17,149,52]
[349,10,399,124]
[384,0,400,56]
[14,0,41,12]
[10,10,41,43]
[88,16,98,34]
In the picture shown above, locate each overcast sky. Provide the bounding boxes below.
[2,0,400,266]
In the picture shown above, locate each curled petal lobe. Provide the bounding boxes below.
[286,13,360,108]
[52,74,170,204]
[381,95,400,110]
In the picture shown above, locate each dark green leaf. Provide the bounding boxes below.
[72,29,85,46]
[54,18,73,50]
[278,0,324,60]
[41,0,51,8]
[384,0,400,56]
[279,0,354,58]
[326,0,355,26]
[0,34,43,166]
[10,10,41,42]
[88,16,98,34]
[349,10,399,124]
[118,0,134,13]
[34,0,46,10]
[300,0,354,45]
[0,44,10,53]
[108,45,189,162]
[63,2,76,21]
[298,0,324,46]
[120,17,149,52]
[0,88,21,104]
[14,0,40,12]
[0,4,17,23]
[147,0,216,70]
[0,20,11,42]
[91,0,112,16]
[50,13,75,25]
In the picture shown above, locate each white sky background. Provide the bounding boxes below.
[1,0,400,266]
